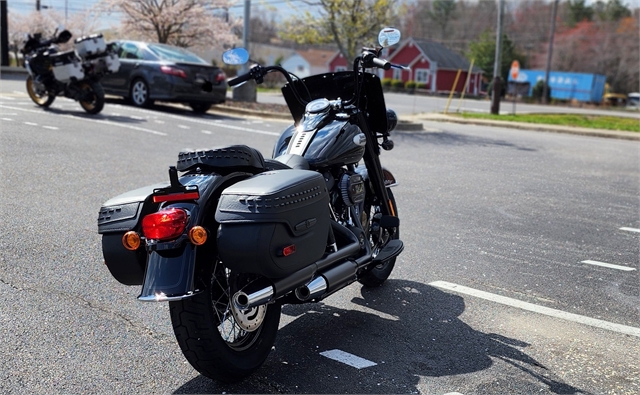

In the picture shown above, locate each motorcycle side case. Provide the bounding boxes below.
[215,169,330,279]
[74,33,107,59]
[97,183,165,285]
[51,50,84,82]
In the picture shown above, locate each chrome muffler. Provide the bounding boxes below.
[295,276,328,301]
[233,286,274,310]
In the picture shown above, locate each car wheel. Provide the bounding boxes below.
[189,102,212,114]
[129,78,153,107]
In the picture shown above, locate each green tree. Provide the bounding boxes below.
[466,30,524,81]
[278,0,396,61]
[428,0,457,40]
[566,0,594,26]
[593,0,632,21]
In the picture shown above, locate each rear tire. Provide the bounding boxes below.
[170,259,281,383]
[189,102,212,114]
[26,75,55,107]
[358,188,399,287]
[78,80,105,114]
[129,78,153,107]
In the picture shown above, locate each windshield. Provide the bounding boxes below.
[146,43,207,64]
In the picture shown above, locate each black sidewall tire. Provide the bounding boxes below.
[169,278,281,383]
[358,188,399,288]
[189,102,212,114]
[79,81,105,114]
[129,78,152,107]
[26,76,55,107]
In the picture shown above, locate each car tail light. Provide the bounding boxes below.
[215,71,227,83]
[160,65,187,79]
[142,208,188,241]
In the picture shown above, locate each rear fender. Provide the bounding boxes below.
[137,171,251,301]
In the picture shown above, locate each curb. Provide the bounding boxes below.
[407,114,640,141]
[0,66,28,75]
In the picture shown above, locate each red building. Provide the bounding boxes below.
[328,38,483,95]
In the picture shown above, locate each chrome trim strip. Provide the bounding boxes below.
[137,290,201,302]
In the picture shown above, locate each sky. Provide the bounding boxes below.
[5,0,317,27]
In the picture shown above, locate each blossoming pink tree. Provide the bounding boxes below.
[102,0,239,51]
[8,8,101,65]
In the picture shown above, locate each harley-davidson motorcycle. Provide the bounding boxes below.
[22,29,120,114]
[98,28,405,382]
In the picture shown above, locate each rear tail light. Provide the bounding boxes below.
[160,65,187,79]
[215,71,227,83]
[142,208,188,241]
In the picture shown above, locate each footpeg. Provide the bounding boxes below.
[372,239,404,264]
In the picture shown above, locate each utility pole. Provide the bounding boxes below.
[232,0,256,102]
[542,0,558,104]
[1,0,8,66]
[36,0,40,11]
[490,0,505,115]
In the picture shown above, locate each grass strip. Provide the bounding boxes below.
[457,112,640,133]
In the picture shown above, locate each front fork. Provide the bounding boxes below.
[358,113,395,217]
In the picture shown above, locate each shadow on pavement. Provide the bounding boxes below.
[173,280,586,394]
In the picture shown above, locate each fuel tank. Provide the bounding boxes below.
[274,119,366,169]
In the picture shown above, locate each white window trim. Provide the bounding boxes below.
[415,68,429,84]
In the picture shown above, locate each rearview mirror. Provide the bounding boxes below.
[222,48,249,65]
[378,28,401,47]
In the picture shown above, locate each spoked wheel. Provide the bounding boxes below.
[78,80,105,114]
[358,188,399,287]
[26,75,55,107]
[169,259,281,383]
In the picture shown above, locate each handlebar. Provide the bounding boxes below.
[227,70,254,87]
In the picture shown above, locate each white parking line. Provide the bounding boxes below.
[24,122,37,126]
[1,117,13,121]
[201,130,212,134]
[430,281,640,338]
[43,125,59,130]
[320,349,377,369]
[620,227,640,233]
[581,260,636,271]
[0,104,167,136]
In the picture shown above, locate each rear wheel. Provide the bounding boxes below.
[358,188,399,287]
[129,78,153,107]
[26,75,55,107]
[78,80,105,114]
[189,102,212,114]
[170,259,281,383]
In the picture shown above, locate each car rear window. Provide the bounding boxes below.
[146,44,208,64]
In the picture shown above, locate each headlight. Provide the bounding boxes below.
[386,109,398,133]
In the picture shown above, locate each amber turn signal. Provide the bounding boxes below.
[122,231,141,251]
[188,226,208,246]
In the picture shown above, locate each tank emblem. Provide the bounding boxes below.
[353,133,366,146]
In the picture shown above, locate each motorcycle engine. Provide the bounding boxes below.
[339,172,365,207]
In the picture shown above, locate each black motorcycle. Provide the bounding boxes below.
[22,29,119,114]
[98,28,405,382]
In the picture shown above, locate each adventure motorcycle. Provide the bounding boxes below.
[98,28,405,382]
[22,29,120,114]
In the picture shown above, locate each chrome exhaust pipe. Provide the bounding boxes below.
[233,286,274,310]
[295,276,328,301]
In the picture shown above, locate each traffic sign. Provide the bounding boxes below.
[510,60,520,80]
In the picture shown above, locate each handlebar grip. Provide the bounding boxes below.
[372,58,391,70]
[228,72,253,87]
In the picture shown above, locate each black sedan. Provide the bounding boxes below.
[101,40,227,113]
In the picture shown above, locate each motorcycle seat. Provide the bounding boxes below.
[176,145,265,174]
